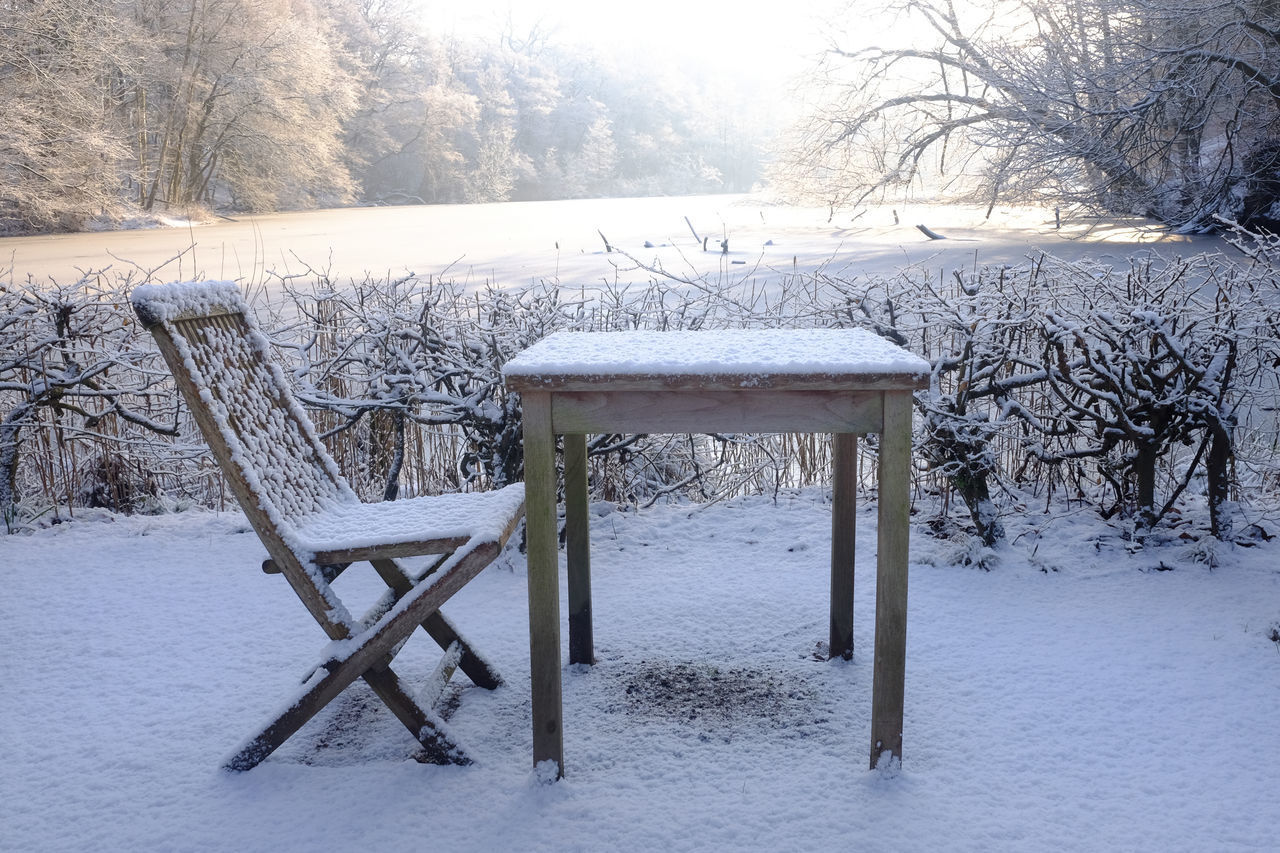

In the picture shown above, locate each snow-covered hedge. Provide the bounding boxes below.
[4,246,1279,543]
[841,254,1262,543]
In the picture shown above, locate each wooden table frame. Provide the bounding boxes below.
[507,348,925,779]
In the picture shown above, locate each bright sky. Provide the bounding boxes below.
[416,0,843,95]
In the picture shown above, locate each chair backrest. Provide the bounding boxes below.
[132,282,360,629]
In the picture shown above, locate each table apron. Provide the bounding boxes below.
[549,388,886,434]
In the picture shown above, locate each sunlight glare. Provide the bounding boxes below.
[415,0,842,99]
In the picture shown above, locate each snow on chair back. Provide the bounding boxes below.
[131,281,358,631]
[132,281,351,525]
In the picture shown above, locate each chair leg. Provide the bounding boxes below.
[370,558,503,690]
[420,610,502,690]
[227,546,502,771]
[419,640,464,709]
[362,667,471,765]
[225,653,370,771]
[225,659,468,771]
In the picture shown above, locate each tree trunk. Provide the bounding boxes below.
[382,411,406,502]
[1,402,36,532]
[953,466,1004,547]
[1134,443,1158,529]
[1206,417,1234,540]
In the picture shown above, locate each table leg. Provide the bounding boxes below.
[563,433,594,665]
[829,433,857,661]
[522,392,564,777]
[871,391,912,769]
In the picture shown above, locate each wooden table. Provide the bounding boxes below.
[503,329,929,777]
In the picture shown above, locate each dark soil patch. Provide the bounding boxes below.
[615,659,818,726]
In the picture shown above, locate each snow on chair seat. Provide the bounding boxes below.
[131,280,524,771]
[292,487,526,564]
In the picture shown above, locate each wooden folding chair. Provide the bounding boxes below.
[131,281,525,771]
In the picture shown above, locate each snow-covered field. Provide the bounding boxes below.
[5,492,1278,852]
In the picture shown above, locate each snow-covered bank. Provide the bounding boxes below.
[4,494,1277,852]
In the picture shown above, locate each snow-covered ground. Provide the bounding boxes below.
[3,196,1273,849]
[5,492,1278,852]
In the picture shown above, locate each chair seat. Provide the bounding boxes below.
[291,484,526,564]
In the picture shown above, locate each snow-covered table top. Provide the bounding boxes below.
[502,329,930,392]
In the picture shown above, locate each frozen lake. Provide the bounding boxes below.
[0,194,1237,292]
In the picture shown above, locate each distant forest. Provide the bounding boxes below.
[0,0,773,234]
[9,0,1280,236]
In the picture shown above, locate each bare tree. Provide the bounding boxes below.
[0,277,179,529]
[780,0,1280,230]
[133,0,359,212]
[0,0,136,232]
